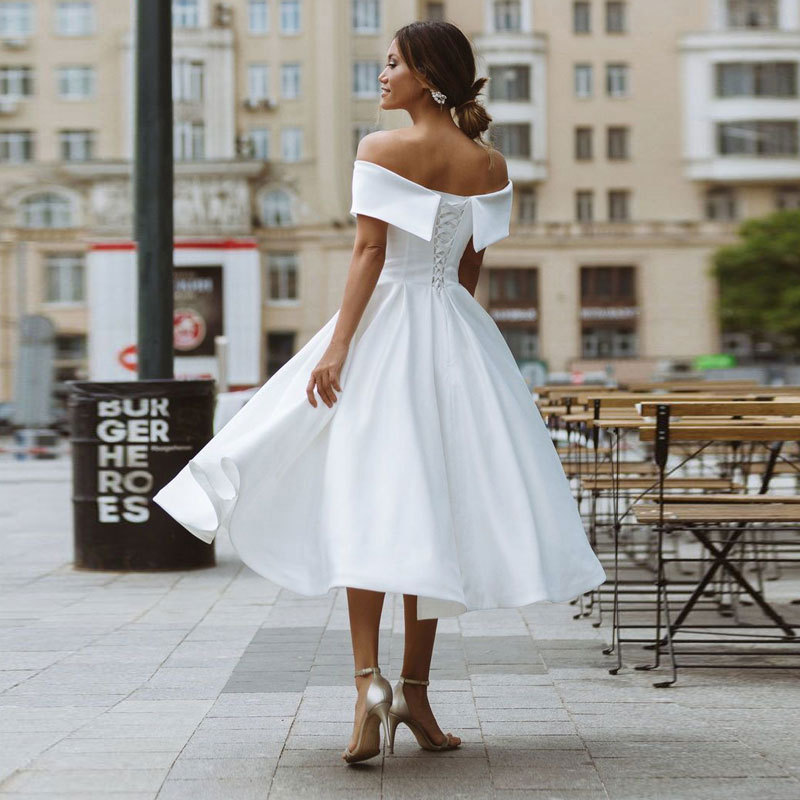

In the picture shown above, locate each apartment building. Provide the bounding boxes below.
[0,0,798,399]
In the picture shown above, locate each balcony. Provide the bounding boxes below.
[679,25,800,181]
[0,96,20,114]
[511,219,739,243]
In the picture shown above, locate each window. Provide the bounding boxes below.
[580,265,638,358]
[352,0,380,32]
[726,0,778,29]
[581,266,635,303]
[280,126,302,161]
[247,64,270,102]
[575,127,593,160]
[173,59,204,103]
[574,64,593,98]
[488,65,530,101]
[489,268,538,305]
[57,66,94,99]
[426,2,445,21]
[494,0,521,32]
[705,187,737,220]
[268,252,298,302]
[0,65,33,97]
[248,0,269,33]
[249,128,270,159]
[266,331,295,377]
[501,328,539,360]
[582,267,632,302]
[352,60,380,98]
[261,188,293,226]
[605,1,626,33]
[607,126,629,159]
[45,253,84,303]
[172,0,199,29]
[490,123,531,157]
[581,327,637,358]
[174,121,204,160]
[59,130,94,161]
[280,63,301,99]
[576,190,594,222]
[0,2,33,36]
[608,189,630,221]
[0,129,33,162]
[573,1,590,33]
[717,120,798,156]
[55,333,87,361]
[55,2,93,35]
[489,268,539,361]
[518,187,537,223]
[776,186,800,209]
[715,62,797,98]
[606,63,629,97]
[279,0,301,33]
[22,193,72,228]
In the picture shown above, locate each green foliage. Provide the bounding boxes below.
[711,209,800,354]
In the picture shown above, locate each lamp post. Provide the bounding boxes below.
[67,0,216,571]
[135,0,174,381]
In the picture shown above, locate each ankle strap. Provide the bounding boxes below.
[354,666,381,677]
[399,675,429,686]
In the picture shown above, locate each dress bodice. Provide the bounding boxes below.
[349,159,514,291]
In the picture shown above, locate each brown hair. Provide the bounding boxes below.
[388,20,497,166]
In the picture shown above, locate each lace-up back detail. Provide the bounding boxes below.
[431,198,469,290]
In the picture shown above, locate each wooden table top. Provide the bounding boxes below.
[632,503,800,523]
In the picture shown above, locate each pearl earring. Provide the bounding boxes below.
[430,89,447,105]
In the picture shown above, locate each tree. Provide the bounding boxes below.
[711,209,800,358]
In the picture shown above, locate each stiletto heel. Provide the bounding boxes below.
[387,710,401,754]
[387,676,461,753]
[373,700,391,751]
[342,666,394,764]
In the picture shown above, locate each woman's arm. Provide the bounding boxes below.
[458,237,485,297]
[306,213,388,409]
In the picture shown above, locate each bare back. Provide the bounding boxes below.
[359,129,508,198]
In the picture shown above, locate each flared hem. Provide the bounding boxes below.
[224,524,606,621]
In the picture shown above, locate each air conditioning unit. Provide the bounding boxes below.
[0,97,19,114]
[213,2,233,27]
[260,98,276,110]
[2,37,29,50]
[235,135,255,158]
[243,97,261,110]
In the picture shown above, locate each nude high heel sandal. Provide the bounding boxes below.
[341,666,393,764]
[386,676,461,754]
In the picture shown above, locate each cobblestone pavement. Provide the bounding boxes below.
[2,455,800,799]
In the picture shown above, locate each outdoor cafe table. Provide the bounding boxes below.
[595,414,800,686]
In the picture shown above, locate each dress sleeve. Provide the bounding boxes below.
[470,181,514,252]
[349,160,442,241]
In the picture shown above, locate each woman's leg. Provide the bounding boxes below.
[400,594,461,747]
[345,587,385,752]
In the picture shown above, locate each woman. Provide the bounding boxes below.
[154,20,606,765]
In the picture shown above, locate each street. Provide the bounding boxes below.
[1,451,800,799]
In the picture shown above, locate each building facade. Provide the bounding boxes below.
[0,0,798,400]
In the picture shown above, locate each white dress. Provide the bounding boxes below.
[153,158,607,620]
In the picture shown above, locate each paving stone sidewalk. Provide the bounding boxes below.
[1,456,800,800]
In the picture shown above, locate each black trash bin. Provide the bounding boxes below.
[68,379,216,570]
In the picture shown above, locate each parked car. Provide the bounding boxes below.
[51,404,71,437]
[0,402,14,435]
[0,401,70,436]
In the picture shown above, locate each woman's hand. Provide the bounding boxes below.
[306,339,348,408]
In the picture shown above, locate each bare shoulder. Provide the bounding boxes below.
[487,149,509,191]
[355,130,411,170]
